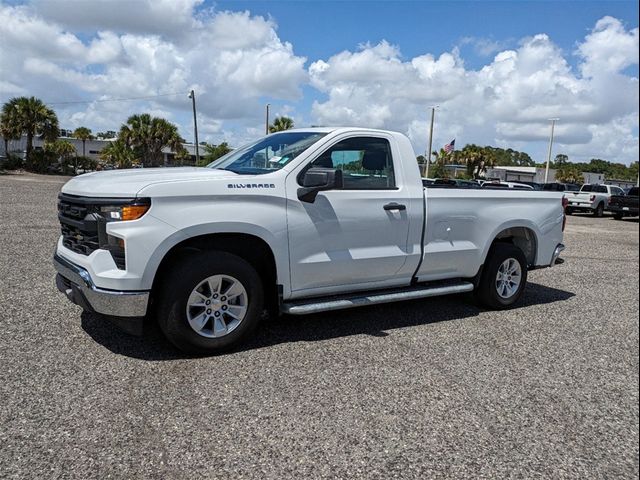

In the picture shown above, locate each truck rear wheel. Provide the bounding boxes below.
[593,202,604,217]
[157,251,264,355]
[475,243,528,310]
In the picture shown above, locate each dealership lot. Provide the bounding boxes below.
[0,173,638,479]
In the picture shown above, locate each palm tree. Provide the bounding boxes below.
[457,144,495,179]
[202,142,232,165]
[1,97,59,163]
[100,139,135,169]
[46,140,77,174]
[73,127,93,157]
[119,114,185,167]
[269,116,294,133]
[0,109,21,159]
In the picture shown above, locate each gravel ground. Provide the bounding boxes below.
[0,173,638,479]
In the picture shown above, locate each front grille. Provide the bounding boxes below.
[58,194,130,270]
[61,223,100,255]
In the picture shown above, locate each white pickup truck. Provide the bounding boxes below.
[54,128,566,354]
[566,184,625,217]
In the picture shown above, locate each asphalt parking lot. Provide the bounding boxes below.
[1,172,638,479]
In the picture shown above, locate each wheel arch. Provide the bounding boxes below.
[146,230,281,312]
[484,223,539,268]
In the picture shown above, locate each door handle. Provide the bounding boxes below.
[383,203,406,211]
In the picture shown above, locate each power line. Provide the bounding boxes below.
[45,92,186,106]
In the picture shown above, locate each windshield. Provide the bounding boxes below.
[207,131,328,175]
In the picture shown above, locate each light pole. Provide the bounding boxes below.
[188,90,200,164]
[265,104,270,135]
[545,118,559,183]
[425,106,438,178]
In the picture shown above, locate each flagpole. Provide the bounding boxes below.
[545,118,559,183]
[425,106,436,178]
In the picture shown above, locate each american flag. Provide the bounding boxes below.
[444,139,455,153]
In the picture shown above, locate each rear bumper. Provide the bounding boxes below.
[607,205,639,215]
[567,203,594,211]
[53,253,149,318]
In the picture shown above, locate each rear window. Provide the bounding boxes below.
[581,184,607,193]
[628,187,639,196]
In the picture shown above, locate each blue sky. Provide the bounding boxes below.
[214,0,638,68]
[1,0,638,164]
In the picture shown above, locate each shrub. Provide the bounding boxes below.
[1,153,24,170]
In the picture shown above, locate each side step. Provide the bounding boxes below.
[282,281,474,315]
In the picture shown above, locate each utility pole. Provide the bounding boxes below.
[265,104,270,135]
[188,90,200,164]
[545,118,559,183]
[425,106,437,178]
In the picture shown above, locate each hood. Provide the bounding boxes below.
[61,167,240,197]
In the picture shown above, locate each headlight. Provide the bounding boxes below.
[100,198,151,221]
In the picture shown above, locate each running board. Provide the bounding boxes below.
[282,281,475,315]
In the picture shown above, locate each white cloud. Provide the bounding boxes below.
[32,0,203,37]
[0,4,637,164]
[309,23,639,164]
[0,3,307,145]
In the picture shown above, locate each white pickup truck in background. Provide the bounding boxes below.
[54,128,566,354]
[566,184,625,217]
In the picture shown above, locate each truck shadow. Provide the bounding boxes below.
[81,282,575,360]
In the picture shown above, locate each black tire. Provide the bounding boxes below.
[613,213,624,220]
[157,251,264,355]
[475,243,528,310]
[593,202,604,217]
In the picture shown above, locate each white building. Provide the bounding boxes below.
[485,166,605,185]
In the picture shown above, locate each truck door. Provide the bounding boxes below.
[286,135,415,296]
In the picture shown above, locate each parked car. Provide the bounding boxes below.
[430,178,481,188]
[53,127,566,354]
[607,186,639,220]
[482,181,534,190]
[422,177,435,186]
[518,181,543,190]
[542,183,581,192]
[566,184,625,217]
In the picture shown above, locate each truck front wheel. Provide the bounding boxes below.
[475,243,528,310]
[157,251,264,354]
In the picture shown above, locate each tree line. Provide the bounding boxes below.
[4,96,634,182]
[0,96,296,174]
[418,144,638,182]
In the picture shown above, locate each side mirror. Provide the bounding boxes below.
[297,168,343,203]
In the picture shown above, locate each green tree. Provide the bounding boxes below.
[73,127,93,157]
[555,164,583,184]
[202,142,232,165]
[118,114,185,167]
[95,130,117,139]
[429,148,451,178]
[459,144,496,179]
[0,108,22,160]
[1,97,59,164]
[100,139,135,169]
[46,140,77,174]
[172,148,192,166]
[269,116,294,133]
[554,154,569,167]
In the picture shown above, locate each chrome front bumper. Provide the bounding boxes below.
[53,253,149,318]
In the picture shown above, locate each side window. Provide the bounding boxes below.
[596,185,608,194]
[309,137,396,189]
